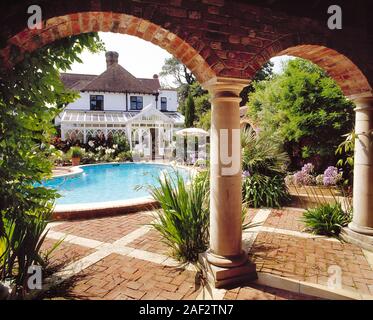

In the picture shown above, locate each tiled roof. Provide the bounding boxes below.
[61,65,161,94]
[60,73,97,91]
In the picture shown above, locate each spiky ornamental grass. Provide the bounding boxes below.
[149,170,257,264]
[302,202,351,238]
[149,171,210,264]
[241,127,291,208]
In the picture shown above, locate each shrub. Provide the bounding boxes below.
[0,203,61,298]
[149,171,209,263]
[241,127,290,208]
[116,151,133,162]
[111,132,130,154]
[242,174,290,208]
[80,151,97,164]
[150,169,258,263]
[69,146,84,158]
[302,202,351,237]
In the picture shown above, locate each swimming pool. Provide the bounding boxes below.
[43,163,189,206]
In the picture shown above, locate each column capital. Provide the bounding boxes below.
[201,76,250,95]
[348,92,373,111]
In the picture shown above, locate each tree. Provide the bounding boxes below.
[184,94,196,127]
[0,33,104,298]
[159,57,273,131]
[247,58,354,171]
[159,57,195,87]
[240,61,274,106]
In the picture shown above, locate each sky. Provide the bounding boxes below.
[68,32,291,81]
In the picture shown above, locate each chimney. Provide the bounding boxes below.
[106,51,119,69]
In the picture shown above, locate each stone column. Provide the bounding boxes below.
[200,77,256,287]
[349,96,373,235]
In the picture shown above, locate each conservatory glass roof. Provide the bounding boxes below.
[59,109,184,125]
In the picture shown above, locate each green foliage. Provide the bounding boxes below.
[162,59,272,131]
[111,132,130,154]
[149,171,209,263]
[184,94,196,128]
[240,61,274,106]
[241,127,290,208]
[150,169,255,263]
[335,130,356,186]
[247,58,354,171]
[242,127,289,176]
[0,204,55,298]
[0,32,104,298]
[69,146,84,158]
[197,109,211,131]
[302,203,352,237]
[243,175,290,208]
[159,57,195,87]
[116,151,133,162]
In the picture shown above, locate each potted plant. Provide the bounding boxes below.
[70,146,84,166]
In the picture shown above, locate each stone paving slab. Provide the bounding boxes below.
[224,283,318,300]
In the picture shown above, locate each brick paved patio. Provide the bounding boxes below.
[40,208,373,300]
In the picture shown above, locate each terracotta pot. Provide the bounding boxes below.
[71,157,81,166]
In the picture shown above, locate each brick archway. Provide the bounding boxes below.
[0,11,216,84]
[0,1,372,98]
[277,45,372,98]
[1,0,373,285]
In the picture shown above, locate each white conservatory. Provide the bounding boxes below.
[56,51,184,159]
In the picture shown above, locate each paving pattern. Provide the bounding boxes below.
[40,207,373,300]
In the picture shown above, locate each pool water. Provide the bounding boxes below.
[42,163,189,205]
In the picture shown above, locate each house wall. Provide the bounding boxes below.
[158,90,178,112]
[64,91,177,112]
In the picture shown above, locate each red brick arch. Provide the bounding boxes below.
[1,11,216,84]
[241,33,372,97]
[0,1,372,97]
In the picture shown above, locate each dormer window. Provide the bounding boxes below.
[130,96,143,110]
[160,97,167,111]
[90,95,104,111]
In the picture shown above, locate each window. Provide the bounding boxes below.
[160,97,167,111]
[130,96,143,110]
[90,95,104,111]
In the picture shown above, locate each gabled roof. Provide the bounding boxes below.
[61,66,161,94]
[127,104,174,124]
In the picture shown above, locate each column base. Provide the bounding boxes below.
[205,249,248,268]
[348,222,373,236]
[199,252,257,288]
[341,227,373,252]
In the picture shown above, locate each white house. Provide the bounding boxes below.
[56,51,184,159]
